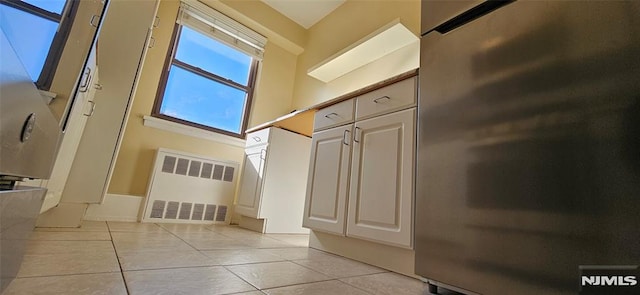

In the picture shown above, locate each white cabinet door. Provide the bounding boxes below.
[303,124,352,235]
[347,108,415,248]
[40,47,99,212]
[63,0,159,204]
[235,146,267,218]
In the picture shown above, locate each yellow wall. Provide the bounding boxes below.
[107,0,299,196]
[291,0,421,109]
[107,0,420,196]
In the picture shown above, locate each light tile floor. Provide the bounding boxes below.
[4,221,436,295]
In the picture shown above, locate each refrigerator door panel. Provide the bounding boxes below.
[0,28,61,180]
[416,1,640,294]
[421,0,482,35]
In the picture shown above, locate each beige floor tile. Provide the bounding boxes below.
[29,231,111,241]
[263,280,371,295]
[264,248,340,261]
[35,221,109,232]
[231,292,266,295]
[25,240,115,254]
[107,221,166,232]
[226,261,331,289]
[111,231,181,241]
[209,227,264,239]
[118,250,219,271]
[158,223,213,232]
[293,255,386,278]
[201,249,285,265]
[171,231,230,240]
[183,238,252,250]
[340,273,427,295]
[17,251,120,277]
[124,266,257,295]
[3,273,127,295]
[264,234,309,247]
[239,237,301,248]
[112,238,195,253]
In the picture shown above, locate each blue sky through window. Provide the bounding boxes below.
[175,26,252,85]
[22,0,66,14]
[0,4,59,81]
[158,24,255,134]
[160,65,247,134]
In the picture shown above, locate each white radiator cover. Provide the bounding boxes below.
[141,148,238,224]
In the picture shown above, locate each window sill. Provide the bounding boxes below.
[142,115,246,148]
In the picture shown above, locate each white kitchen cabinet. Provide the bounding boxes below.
[63,0,160,204]
[236,127,311,234]
[39,44,100,213]
[347,108,415,248]
[236,145,267,217]
[303,124,353,235]
[303,75,417,248]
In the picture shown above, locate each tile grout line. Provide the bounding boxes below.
[339,279,378,295]
[106,221,132,295]
[125,222,273,294]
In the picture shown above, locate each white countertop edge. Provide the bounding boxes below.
[142,115,246,148]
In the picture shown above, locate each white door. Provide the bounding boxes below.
[303,124,352,235]
[235,145,267,218]
[347,108,415,248]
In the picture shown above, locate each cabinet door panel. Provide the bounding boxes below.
[235,146,267,218]
[303,125,352,235]
[40,47,98,212]
[347,108,415,248]
[63,0,160,204]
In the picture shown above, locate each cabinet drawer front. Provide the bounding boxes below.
[355,76,417,120]
[314,99,355,131]
[245,128,270,147]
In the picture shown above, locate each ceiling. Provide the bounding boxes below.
[261,0,346,29]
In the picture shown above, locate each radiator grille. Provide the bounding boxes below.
[146,201,228,222]
[142,149,237,225]
[179,202,192,219]
[165,201,179,219]
[192,203,205,220]
[216,205,228,221]
[175,159,189,175]
[162,156,235,182]
[204,205,217,221]
[201,163,213,179]
[212,165,224,180]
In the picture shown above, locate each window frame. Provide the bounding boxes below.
[0,0,79,90]
[152,23,259,139]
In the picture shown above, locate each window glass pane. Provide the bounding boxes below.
[160,65,247,134]
[175,26,252,85]
[22,0,66,14]
[0,4,58,81]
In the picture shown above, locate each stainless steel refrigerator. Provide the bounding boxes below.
[415,1,640,294]
[0,28,61,291]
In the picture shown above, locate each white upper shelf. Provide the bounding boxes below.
[307,19,418,83]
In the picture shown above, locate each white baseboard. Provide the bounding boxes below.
[84,194,143,222]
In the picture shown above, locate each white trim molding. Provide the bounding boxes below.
[84,194,143,222]
[143,115,246,147]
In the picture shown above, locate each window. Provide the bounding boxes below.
[153,1,265,138]
[0,0,77,89]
